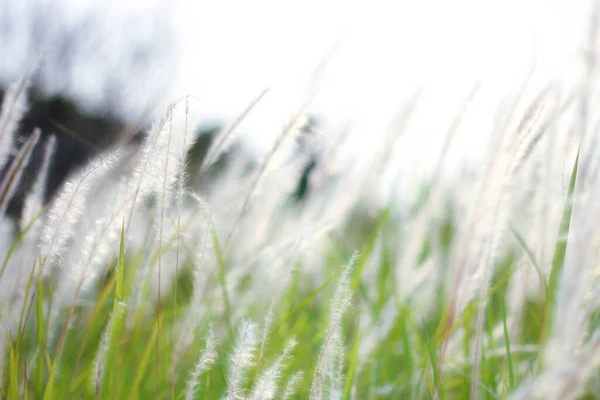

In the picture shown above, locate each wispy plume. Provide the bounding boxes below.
[454,88,552,316]
[20,135,56,233]
[532,4,600,396]
[124,98,189,230]
[92,303,126,398]
[201,88,269,172]
[0,64,35,169]
[171,198,212,377]
[282,371,304,400]
[311,252,357,400]
[224,320,259,400]
[39,150,120,271]
[0,128,41,216]
[185,326,218,400]
[250,338,297,400]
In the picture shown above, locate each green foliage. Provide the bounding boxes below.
[1,83,598,399]
[1,190,600,399]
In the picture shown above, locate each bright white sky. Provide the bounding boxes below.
[171,0,593,163]
[2,0,594,185]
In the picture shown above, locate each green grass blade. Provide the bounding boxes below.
[540,149,579,351]
[501,300,515,391]
[350,207,391,293]
[115,223,126,307]
[509,224,548,296]
[36,272,46,399]
[128,314,163,400]
[15,258,38,353]
[100,302,126,399]
[424,329,444,400]
[343,313,361,399]
[23,360,28,400]
[43,358,56,400]
[9,334,19,400]
[211,227,233,340]
[278,267,343,327]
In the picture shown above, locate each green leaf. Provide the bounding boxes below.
[501,300,515,391]
[127,315,163,400]
[343,313,361,398]
[9,334,19,400]
[211,227,233,340]
[540,148,579,356]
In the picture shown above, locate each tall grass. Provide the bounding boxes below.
[3,8,600,400]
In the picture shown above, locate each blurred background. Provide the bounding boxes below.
[0,0,594,207]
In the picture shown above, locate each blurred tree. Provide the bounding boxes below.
[292,115,322,203]
[0,89,143,220]
[0,0,181,220]
[0,0,327,222]
[0,0,180,121]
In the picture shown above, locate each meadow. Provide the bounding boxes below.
[1,17,600,400]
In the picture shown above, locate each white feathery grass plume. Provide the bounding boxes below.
[54,100,185,325]
[469,93,553,398]
[224,320,259,400]
[153,97,197,320]
[506,329,600,400]
[436,98,547,390]
[185,326,218,400]
[60,99,196,307]
[171,200,212,377]
[49,176,129,316]
[387,89,478,316]
[174,95,193,287]
[201,88,269,172]
[0,64,35,169]
[116,100,196,306]
[250,338,297,400]
[539,126,600,391]
[44,172,128,333]
[223,241,308,325]
[124,97,193,231]
[310,251,357,400]
[125,226,156,329]
[221,92,319,250]
[155,98,195,191]
[217,128,346,271]
[453,90,552,316]
[39,150,119,271]
[242,228,319,272]
[253,241,302,371]
[0,128,41,216]
[256,301,275,372]
[237,156,303,239]
[536,4,600,391]
[504,124,574,340]
[282,371,304,400]
[148,197,210,302]
[20,135,56,232]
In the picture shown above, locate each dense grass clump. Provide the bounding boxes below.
[4,13,600,399]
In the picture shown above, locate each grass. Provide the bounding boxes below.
[3,13,600,399]
[0,159,588,399]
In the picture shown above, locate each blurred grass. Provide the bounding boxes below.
[1,178,587,400]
